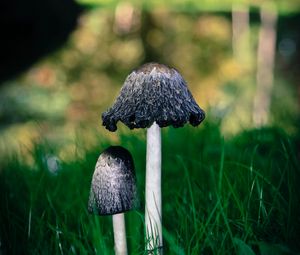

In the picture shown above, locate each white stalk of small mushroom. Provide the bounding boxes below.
[112,213,128,255]
[145,122,162,254]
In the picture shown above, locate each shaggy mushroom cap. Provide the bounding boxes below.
[88,146,137,216]
[102,62,205,131]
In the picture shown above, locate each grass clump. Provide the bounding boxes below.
[0,123,299,255]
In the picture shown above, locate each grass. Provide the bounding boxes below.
[0,122,299,255]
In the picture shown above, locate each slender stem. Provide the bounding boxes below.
[112,213,128,255]
[145,122,163,254]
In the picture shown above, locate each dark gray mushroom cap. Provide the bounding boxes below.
[88,146,137,216]
[102,62,205,131]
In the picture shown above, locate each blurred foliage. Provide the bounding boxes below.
[0,4,299,161]
[77,0,300,14]
[0,83,69,123]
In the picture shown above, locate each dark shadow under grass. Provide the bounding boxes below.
[0,122,299,255]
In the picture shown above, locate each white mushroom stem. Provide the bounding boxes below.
[112,213,128,255]
[145,122,163,254]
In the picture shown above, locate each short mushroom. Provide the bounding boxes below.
[102,63,205,254]
[88,146,137,255]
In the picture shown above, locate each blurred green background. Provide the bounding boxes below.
[0,0,299,161]
[0,0,300,254]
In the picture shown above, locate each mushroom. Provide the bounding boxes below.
[102,63,205,254]
[88,146,138,255]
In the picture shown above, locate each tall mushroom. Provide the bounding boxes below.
[88,146,138,255]
[102,63,205,254]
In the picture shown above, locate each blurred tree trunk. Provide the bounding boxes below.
[232,4,251,68]
[113,2,135,35]
[253,5,277,126]
[140,11,160,63]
